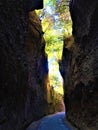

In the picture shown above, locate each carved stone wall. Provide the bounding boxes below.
[60,0,98,129]
[0,1,48,130]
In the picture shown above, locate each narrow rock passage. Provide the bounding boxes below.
[27,112,78,130]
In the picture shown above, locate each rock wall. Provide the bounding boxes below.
[60,0,98,130]
[0,1,48,130]
[25,11,49,127]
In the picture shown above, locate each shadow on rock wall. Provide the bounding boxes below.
[60,0,98,129]
[0,1,49,130]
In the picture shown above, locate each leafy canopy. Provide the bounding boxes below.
[36,0,72,94]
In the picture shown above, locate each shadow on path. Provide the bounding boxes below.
[27,112,78,130]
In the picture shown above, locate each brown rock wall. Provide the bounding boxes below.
[0,1,48,130]
[60,0,98,129]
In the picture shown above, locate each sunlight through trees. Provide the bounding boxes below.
[36,0,72,95]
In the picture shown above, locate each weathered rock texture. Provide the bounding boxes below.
[60,0,98,130]
[25,11,49,126]
[0,1,48,130]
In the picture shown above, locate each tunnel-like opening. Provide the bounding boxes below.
[36,0,72,113]
[0,0,97,129]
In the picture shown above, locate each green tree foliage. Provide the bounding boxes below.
[36,0,72,94]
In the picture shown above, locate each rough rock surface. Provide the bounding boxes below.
[60,0,98,130]
[0,1,48,130]
[25,11,49,127]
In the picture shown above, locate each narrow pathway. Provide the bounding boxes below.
[27,112,78,130]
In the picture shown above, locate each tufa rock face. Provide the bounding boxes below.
[60,0,98,130]
[26,0,43,11]
[0,0,48,130]
[25,11,49,127]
